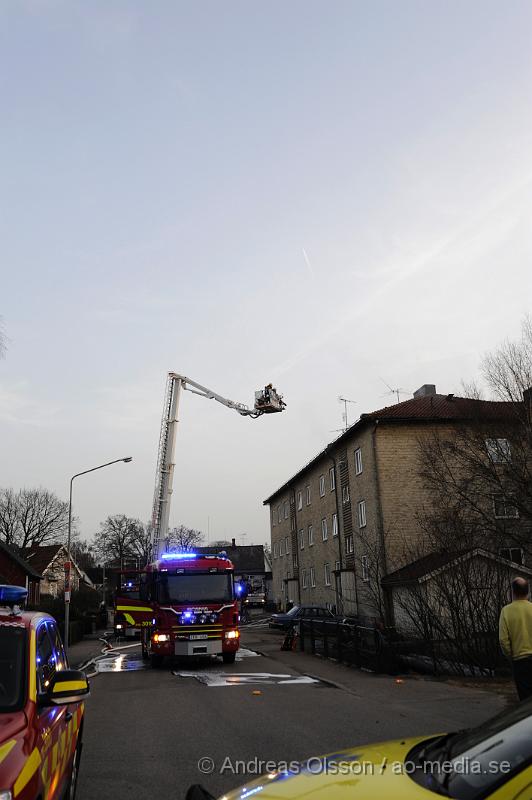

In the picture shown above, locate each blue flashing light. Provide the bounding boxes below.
[0,585,28,606]
[235,583,244,595]
[161,552,197,560]
[183,611,192,619]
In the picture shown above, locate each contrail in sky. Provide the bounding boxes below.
[302,247,314,277]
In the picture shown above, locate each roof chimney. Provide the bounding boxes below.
[231,538,236,547]
[413,384,436,399]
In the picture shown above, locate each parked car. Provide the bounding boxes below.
[0,585,90,800]
[269,604,335,631]
[186,697,532,800]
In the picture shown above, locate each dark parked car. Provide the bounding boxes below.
[269,604,335,631]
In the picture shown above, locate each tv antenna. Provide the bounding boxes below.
[380,378,410,404]
[338,396,357,432]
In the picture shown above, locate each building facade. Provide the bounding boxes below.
[264,385,531,626]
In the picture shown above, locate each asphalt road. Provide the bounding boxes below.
[76,630,506,800]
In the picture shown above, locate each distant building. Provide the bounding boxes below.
[198,539,271,596]
[0,540,41,605]
[264,385,531,625]
[21,544,94,597]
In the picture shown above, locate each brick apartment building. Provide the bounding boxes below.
[264,385,531,626]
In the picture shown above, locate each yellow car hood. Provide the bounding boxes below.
[219,736,443,800]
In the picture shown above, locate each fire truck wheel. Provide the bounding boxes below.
[150,653,165,668]
[222,652,236,664]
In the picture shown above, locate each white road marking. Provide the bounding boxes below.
[175,671,320,687]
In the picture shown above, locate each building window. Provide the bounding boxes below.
[319,475,325,497]
[285,536,290,553]
[361,555,370,582]
[293,553,298,568]
[345,535,354,554]
[499,548,524,565]
[342,485,350,504]
[297,490,303,511]
[306,485,311,505]
[334,560,340,572]
[486,438,512,463]
[354,447,363,475]
[358,500,367,528]
[329,466,336,491]
[284,500,289,519]
[273,542,278,558]
[279,539,284,556]
[321,518,328,541]
[494,496,519,518]
[290,516,296,532]
[299,529,305,550]
[310,567,316,587]
[308,525,314,546]
[324,563,331,586]
[332,513,338,537]
[278,506,282,524]
[302,569,308,588]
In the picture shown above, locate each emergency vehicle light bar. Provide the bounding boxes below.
[0,584,28,607]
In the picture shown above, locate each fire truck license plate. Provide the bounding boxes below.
[190,634,208,640]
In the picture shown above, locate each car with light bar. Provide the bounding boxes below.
[113,552,240,668]
[185,697,532,799]
[0,585,90,800]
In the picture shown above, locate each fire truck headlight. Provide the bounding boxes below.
[199,614,207,624]
[209,613,218,623]
[115,624,124,630]
[225,630,239,639]
[153,633,170,642]
[0,791,13,800]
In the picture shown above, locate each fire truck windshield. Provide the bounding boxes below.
[0,626,26,712]
[157,573,233,604]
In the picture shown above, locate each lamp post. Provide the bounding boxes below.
[65,456,132,652]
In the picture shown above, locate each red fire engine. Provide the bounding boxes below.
[113,552,240,667]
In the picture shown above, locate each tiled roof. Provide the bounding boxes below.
[0,540,42,580]
[381,548,532,586]
[263,394,519,504]
[363,394,515,422]
[21,544,64,575]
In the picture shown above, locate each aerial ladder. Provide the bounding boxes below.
[150,374,286,560]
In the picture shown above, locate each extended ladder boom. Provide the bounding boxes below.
[150,373,285,560]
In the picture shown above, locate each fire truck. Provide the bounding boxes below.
[112,570,144,639]
[113,551,240,667]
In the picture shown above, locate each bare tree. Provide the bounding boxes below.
[128,523,153,566]
[0,487,70,549]
[93,515,144,568]
[166,525,204,551]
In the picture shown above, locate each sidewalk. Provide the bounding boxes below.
[68,630,112,669]
[243,627,512,733]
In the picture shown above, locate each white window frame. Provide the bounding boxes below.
[273,542,278,558]
[319,475,325,497]
[324,562,331,586]
[486,438,512,463]
[297,490,303,511]
[329,466,336,491]
[306,485,311,505]
[310,567,316,587]
[358,499,367,528]
[284,500,289,520]
[354,447,363,475]
[332,512,338,537]
[361,555,370,582]
[302,569,308,589]
[342,485,350,504]
[308,525,314,546]
[493,496,519,519]
[345,535,354,554]
[299,529,305,550]
[279,539,284,556]
[334,560,340,572]
[321,518,328,541]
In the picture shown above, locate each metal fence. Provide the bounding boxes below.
[295,619,509,676]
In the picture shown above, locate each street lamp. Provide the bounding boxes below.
[64,456,133,651]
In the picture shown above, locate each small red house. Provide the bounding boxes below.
[0,539,42,605]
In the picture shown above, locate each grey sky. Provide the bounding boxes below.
[1,1,531,546]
